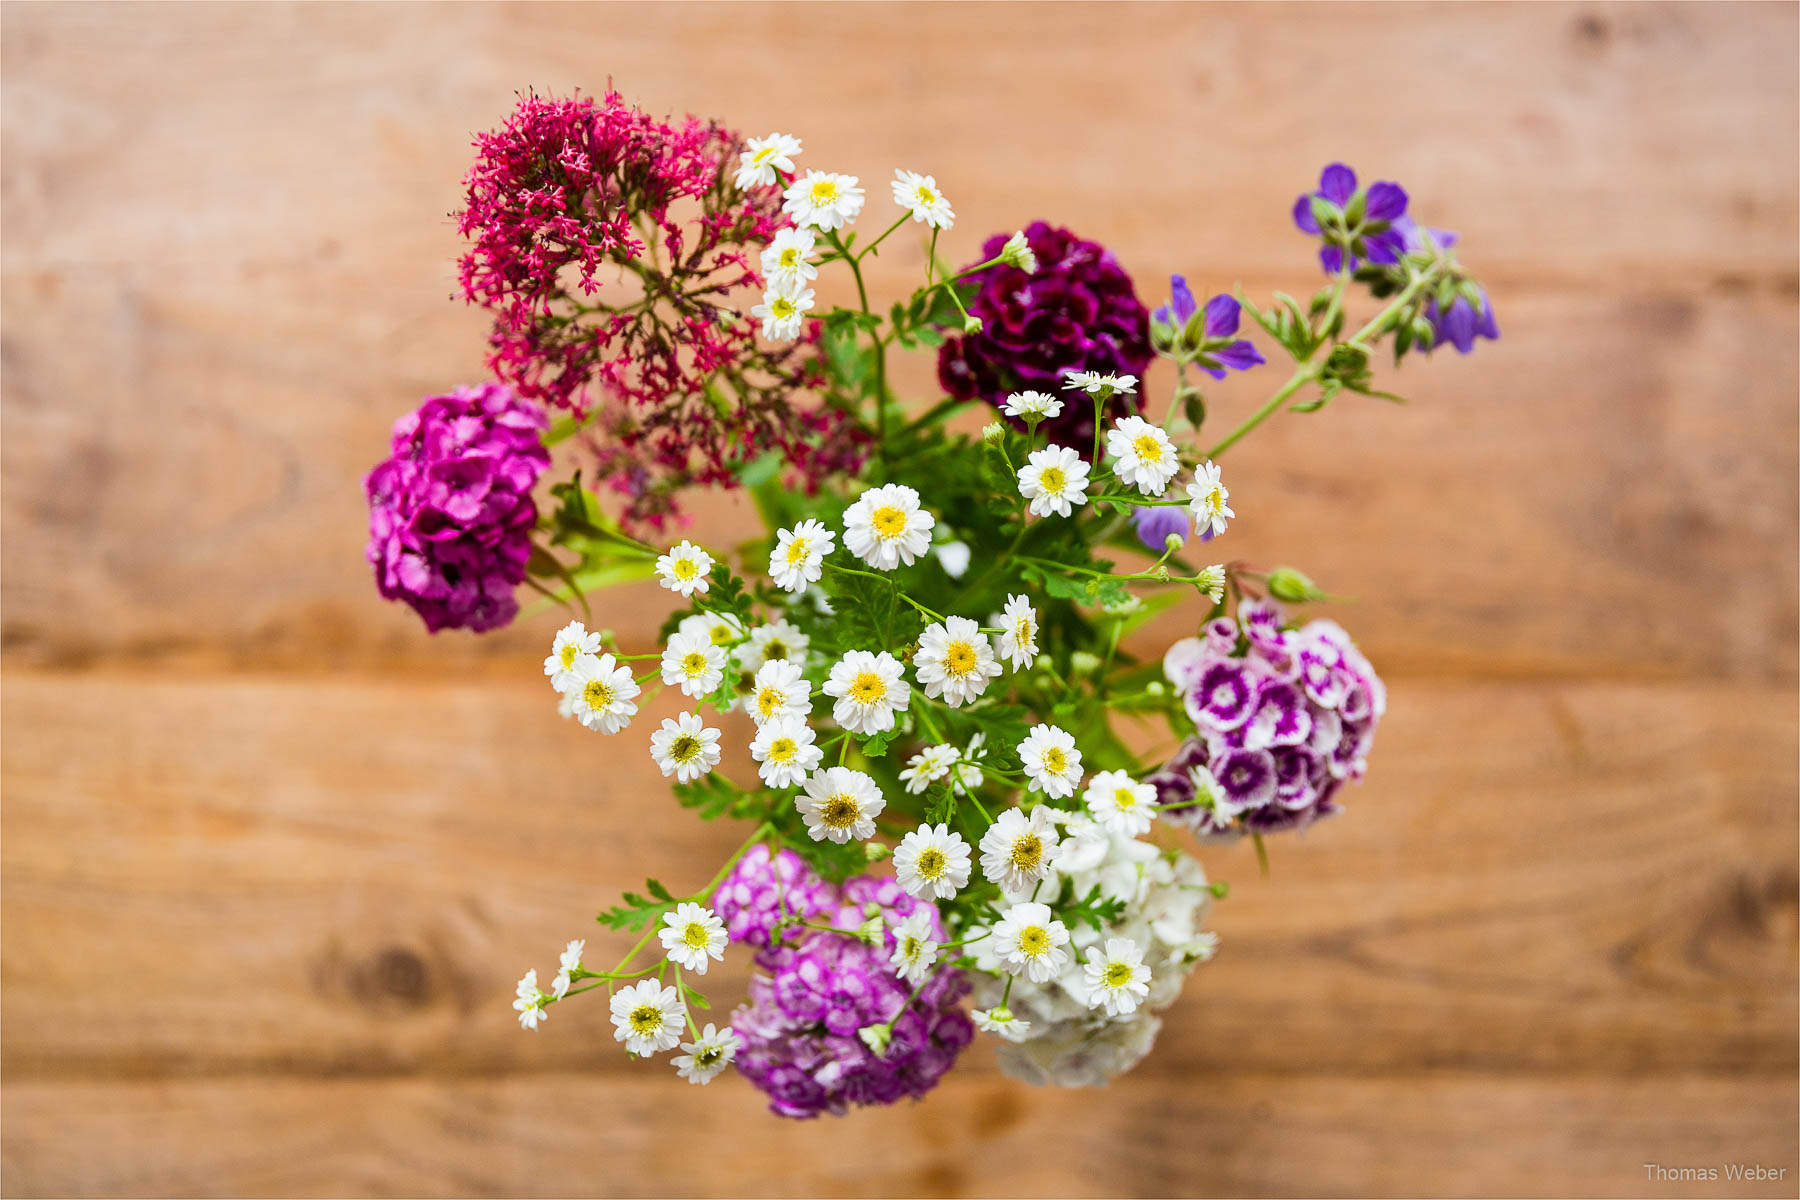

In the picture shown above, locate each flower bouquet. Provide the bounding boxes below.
[364,91,1495,1116]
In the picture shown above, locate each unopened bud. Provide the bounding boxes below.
[962,315,984,335]
[1164,533,1185,554]
[1193,565,1227,603]
[1070,650,1102,676]
[1267,566,1326,603]
[857,914,884,946]
[982,422,1006,444]
[1145,681,1166,697]
[857,1022,893,1056]
[863,841,891,863]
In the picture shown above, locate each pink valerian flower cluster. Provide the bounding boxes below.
[364,383,549,633]
[456,91,868,528]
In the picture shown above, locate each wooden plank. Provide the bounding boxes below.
[3,1073,1795,1199]
[3,672,1792,1082]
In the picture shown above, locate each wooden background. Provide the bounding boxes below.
[3,3,1796,1196]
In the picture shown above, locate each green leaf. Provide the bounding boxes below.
[596,879,678,932]
[1059,883,1128,935]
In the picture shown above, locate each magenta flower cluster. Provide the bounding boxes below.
[363,383,549,633]
[937,221,1154,452]
[1151,597,1385,836]
[456,91,867,528]
[715,848,974,1118]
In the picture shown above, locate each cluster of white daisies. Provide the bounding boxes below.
[735,131,1033,342]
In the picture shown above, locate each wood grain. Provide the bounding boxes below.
[1,2,1796,1196]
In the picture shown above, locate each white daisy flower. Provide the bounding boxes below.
[953,732,987,790]
[894,822,972,900]
[544,621,602,692]
[973,1005,1032,1042]
[660,629,726,700]
[1191,931,1222,962]
[556,689,578,721]
[769,519,836,593]
[746,657,811,725]
[1189,764,1245,824]
[752,279,815,341]
[991,901,1072,983]
[513,969,548,1031]
[741,619,810,673]
[842,483,935,570]
[734,132,801,189]
[1187,461,1234,538]
[1018,723,1083,798]
[654,541,714,597]
[999,230,1038,274]
[890,910,942,984]
[996,594,1039,670]
[822,649,911,735]
[750,716,822,789]
[1062,370,1139,397]
[609,980,683,1056]
[1083,937,1153,1017]
[898,744,958,794]
[676,610,745,651]
[551,938,584,1000]
[760,226,818,287]
[913,615,1003,707]
[978,805,1061,893]
[796,766,885,843]
[658,902,728,975]
[673,1022,742,1084]
[1084,769,1157,838]
[1017,444,1091,518]
[890,169,954,229]
[1001,391,1064,421]
[1106,415,1181,497]
[782,170,865,232]
[648,712,723,783]
[569,653,640,734]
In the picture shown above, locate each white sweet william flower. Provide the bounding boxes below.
[891,169,954,229]
[822,649,911,734]
[514,969,548,1031]
[760,226,818,286]
[747,658,812,725]
[890,911,941,984]
[648,712,722,783]
[742,619,809,673]
[782,170,865,231]
[752,279,815,341]
[770,519,836,592]
[750,716,822,789]
[1187,461,1234,538]
[996,594,1039,670]
[1106,415,1181,497]
[544,621,602,692]
[658,902,728,975]
[1062,370,1139,397]
[1083,937,1153,1017]
[654,541,713,597]
[660,629,726,700]
[569,653,640,734]
[898,744,957,794]
[610,980,683,1056]
[551,939,584,1000]
[1002,391,1064,420]
[999,230,1038,274]
[673,1022,742,1084]
[992,901,1071,983]
[973,1005,1032,1042]
[735,132,801,189]
[797,766,885,843]
[894,822,972,900]
[978,805,1061,893]
[842,483,935,569]
[1084,769,1157,837]
[913,615,1003,707]
[1018,723,1084,798]
[1018,444,1091,518]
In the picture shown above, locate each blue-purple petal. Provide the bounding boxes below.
[1202,293,1241,339]
[1319,163,1357,205]
[1212,339,1265,371]
[1365,181,1408,221]
[1364,229,1406,265]
[1133,504,1190,551]
[1170,274,1198,324]
[1318,245,1346,275]
[1292,193,1319,234]
[1476,293,1500,340]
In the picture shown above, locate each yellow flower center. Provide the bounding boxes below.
[1015,617,1033,643]
[1114,788,1136,810]
[1042,747,1067,775]
[768,738,797,763]
[756,686,785,717]
[682,651,708,676]
[916,185,936,205]
[1019,926,1050,956]
[823,794,860,827]
[770,296,797,319]
[1204,487,1224,514]
[902,934,923,958]
[871,505,907,539]
[669,734,702,762]
[785,536,810,565]
[682,922,711,949]
[673,557,699,580]
[850,671,887,704]
[753,146,777,165]
[1009,835,1043,871]
[1132,434,1163,463]
[1040,465,1067,493]
[1104,961,1134,987]
[629,1005,662,1034]
[709,625,735,647]
[560,643,581,668]
[582,679,614,709]
[915,847,947,878]
[810,180,838,205]
[695,1045,723,1067]
[763,639,790,661]
[779,247,801,267]
[943,640,978,677]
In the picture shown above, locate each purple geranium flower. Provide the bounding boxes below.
[1151,276,1266,380]
[1293,162,1410,274]
[1132,504,1191,552]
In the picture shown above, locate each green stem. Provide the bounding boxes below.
[1204,367,1314,461]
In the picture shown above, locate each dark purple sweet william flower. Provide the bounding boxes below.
[1293,163,1410,274]
[364,382,549,633]
[938,221,1153,451]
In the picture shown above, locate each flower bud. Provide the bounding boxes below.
[856,914,885,946]
[1070,650,1102,676]
[1193,565,1227,603]
[962,315,984,335]
[981,422,1006,444]
[857,1022,893,1056]
[1145,681,1166,697]
[1267,567,1326,603]
[1000,230,1038,274]
[863,841,891,863]
[1164,533,1185,554]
